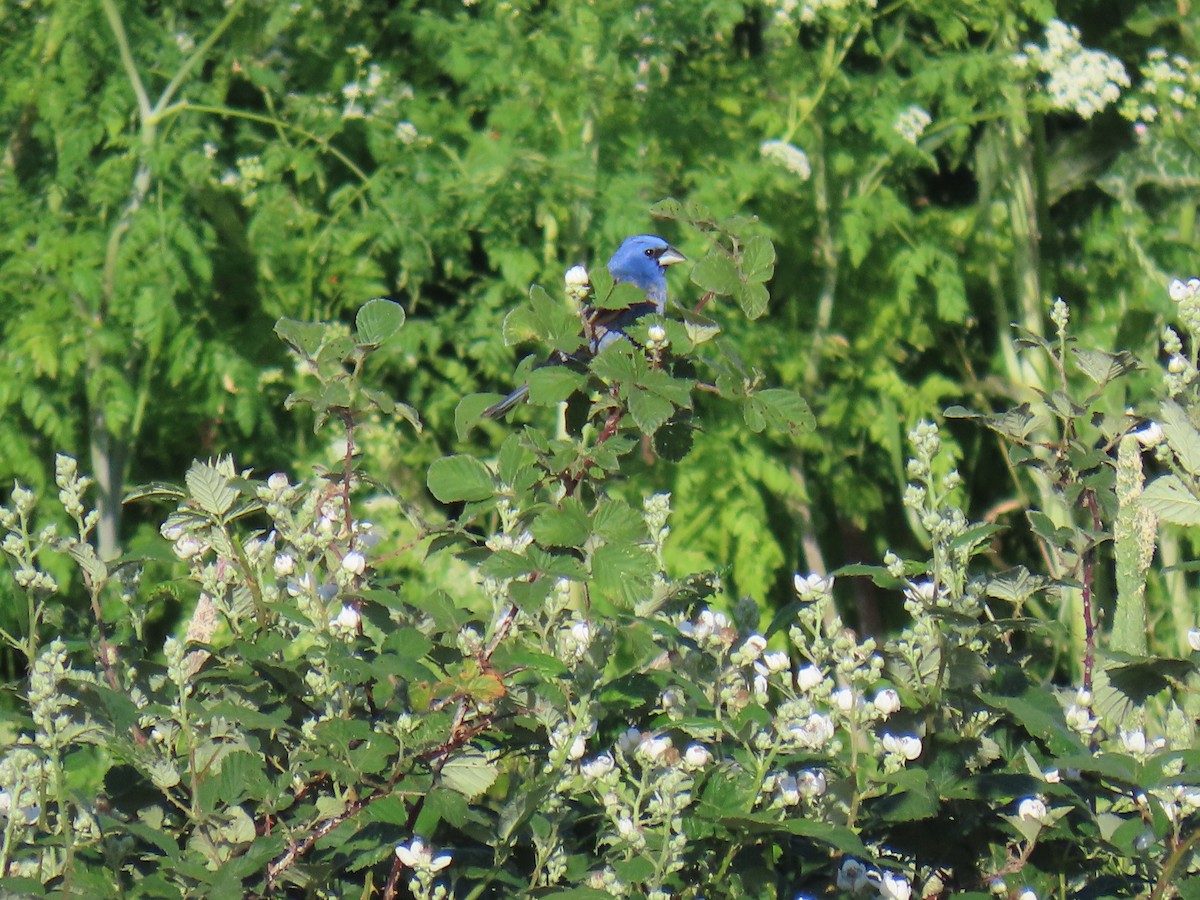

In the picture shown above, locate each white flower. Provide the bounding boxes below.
[646,324,667,344]
[775,773,800,805]
[342,551,366,575]
[1018,20,1129,119]
[395,836,452,873]
[837,859,872,892]
[739,634,768,661]
[789,713,835,749]
[1170,278,1196,302]
[636,734,672,763]
[331,604,361,631]
[876,871,912,900]
[1017,890,1037,900]
[568,619,591,648]
[274,554,296,577]
[760,139,811,180]
[894,105,931,144]
[1188,629,1200,652]
[882,733,922,760]
[793,572,834,600]
[753,672,769,702]
[617,728,642,755]
[267,472,290,491]
[683,744,711,769]
[395,121,419,144]
[1120,729,1148,755]
[831,688,856,712]
[1043,768,1061,784]
[873,688,902,715]
[797,769,826,798]
[567,735,587,761]
[796,664,825,691]
[616,815,639,838]
[173,534,206,560]
[581,753,615,780]
[761,650,790,673]
[1018,796,1048,822]
[565,265,590,287]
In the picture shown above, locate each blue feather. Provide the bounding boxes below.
[483,235,685,418]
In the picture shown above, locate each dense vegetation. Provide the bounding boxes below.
[2,1,1200,896]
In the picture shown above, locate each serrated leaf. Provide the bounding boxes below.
[682,315,721,346]
[427,455,494,503]
[1071,347,1138,386]
[649,197,684,220]
[440,750,499,799]
[594,280,648,311]
[527,366,585,406]
[592,498,647,543]
[733,281,770,318]
[1142,475,1200,525]
[124,481,186,503]
[1160,399,1200,476]
[185,460,238,517]
[654,415,695,461]
[355,297,405,346]
[748,389,814,435]
[590,543,655,604]
[690,250,740,295]
[589,343,641,383]
[273,317,326,358]
[67,542,108,590]
[627,387,674,435]
[741,234,776,281]
[531,498,591,547]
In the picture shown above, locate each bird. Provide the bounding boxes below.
[482,234,686,418]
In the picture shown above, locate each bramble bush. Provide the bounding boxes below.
[3,205,1200,898]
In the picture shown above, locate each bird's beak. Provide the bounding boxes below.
[658,246,687,267]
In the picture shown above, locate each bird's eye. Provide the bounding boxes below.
[644,249,655,258]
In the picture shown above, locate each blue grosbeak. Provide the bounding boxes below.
[483,234,686,418]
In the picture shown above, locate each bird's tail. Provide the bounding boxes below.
[482,384,530,419]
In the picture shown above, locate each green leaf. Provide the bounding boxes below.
[355,297,405,346]
[592,498,648,543]
[590,543,655,604]
[681,310,721,345]
[1160,399,1200,476]
[186,459,239,517]
[594,280,648,311]
[531,498,591,547]
[274,317,326,358]
[440,748,499,799]
[733,281,769,319]
[690,249,740,295]
[427,455,495,503]
[626,387,674,435]
[1071,347,1139,386]
[455,393,499,440]
[527,366,585,406]
[1141,475,1200,525]
[747,389,814,436]
[67,541,108,590]
[740,234,776,281]
[649,197,685,220]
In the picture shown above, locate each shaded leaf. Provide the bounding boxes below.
[427,455,494,503]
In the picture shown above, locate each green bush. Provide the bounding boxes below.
[3,227,1200,897]
[5,1,1200,897]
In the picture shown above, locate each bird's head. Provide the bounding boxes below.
[607,234,686,294]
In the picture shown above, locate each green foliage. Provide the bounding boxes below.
[5,0,1200,896]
